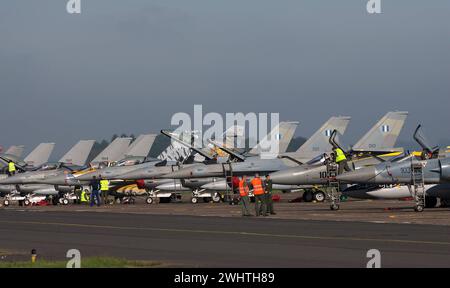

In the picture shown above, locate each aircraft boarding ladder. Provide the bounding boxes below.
[411,161,426,212]
[223,163,235,205]
[326,162,341,211]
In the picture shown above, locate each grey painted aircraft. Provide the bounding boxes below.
[268,111,408,186]
[163,116,351,180]
[155,121,300,193]
[337,125,448,185]
[0,143,55,171]
[340,125,450,206]
[64,134,157,184]
[0,139,95,185]
[0,140,95,201]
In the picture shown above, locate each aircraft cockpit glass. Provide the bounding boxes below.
[391,153,414,163]
[307,154,326,165]
[116,159,140,167]
[40,163,58,171]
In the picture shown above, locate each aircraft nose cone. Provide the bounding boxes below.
[269,169,300,185]
[337,167,377,183]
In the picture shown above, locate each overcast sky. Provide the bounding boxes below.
[1,0,449,158]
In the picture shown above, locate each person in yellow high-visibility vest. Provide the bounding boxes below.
[8,161,16,176]
[80,189,89,204]
[334,147,351,174]
[99,175,110,205]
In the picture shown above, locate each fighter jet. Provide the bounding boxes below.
[337,125,449,211]
[0,140,95,206]
[268,111,408,190]
[164,117,350,180]
[0,139,95,185]
[337,125,448,186]
[68,134,157,182]
[0,143,55,172]
[16,136,153,198]
[96,122,298,204]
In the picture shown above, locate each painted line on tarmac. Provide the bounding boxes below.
[0,220,449,246]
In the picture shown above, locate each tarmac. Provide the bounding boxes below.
[1,193,450,267]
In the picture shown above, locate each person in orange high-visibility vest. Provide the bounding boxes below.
[251,173,267,216]
[239,176,252,217]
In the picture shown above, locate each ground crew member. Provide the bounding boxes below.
[89,176,101,207]
[264,175,276,215]
[100,175,110,205]
[251,173,267,217]
[239,175,252,217]
[80,189,89,204]
[334,147,351,174]
[8,161,16,176]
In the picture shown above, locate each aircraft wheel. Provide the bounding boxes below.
[3,200,10,207]
[414,205,424,212]
[24,199,31,206]
[191,197,198,204]
[330,204,340,211]
[212,194,221,203]
[302,190,314,202]
[145,197,154,205]
[425,196,437,208]
[62,198,69,205]
[313,192,325,202]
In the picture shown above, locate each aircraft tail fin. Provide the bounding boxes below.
[59,140,95,166]
[249,121,300,156]
[296,116,351,158]
[24,143,55,167]
[5,145,25,158]
[91,137,132,164]
[124,134,157,158]
[352,111,408,152]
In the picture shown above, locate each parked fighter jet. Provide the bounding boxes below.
[337,125,448,185]
[268,111,408,187]
[0,140,95,206]
[15,135,154,201]
[0,143,55,172]
[69,134,157,182]
[164,117,351,180]
[337,125,449,211]
[96,122,299,204]
[0,139,95,185]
